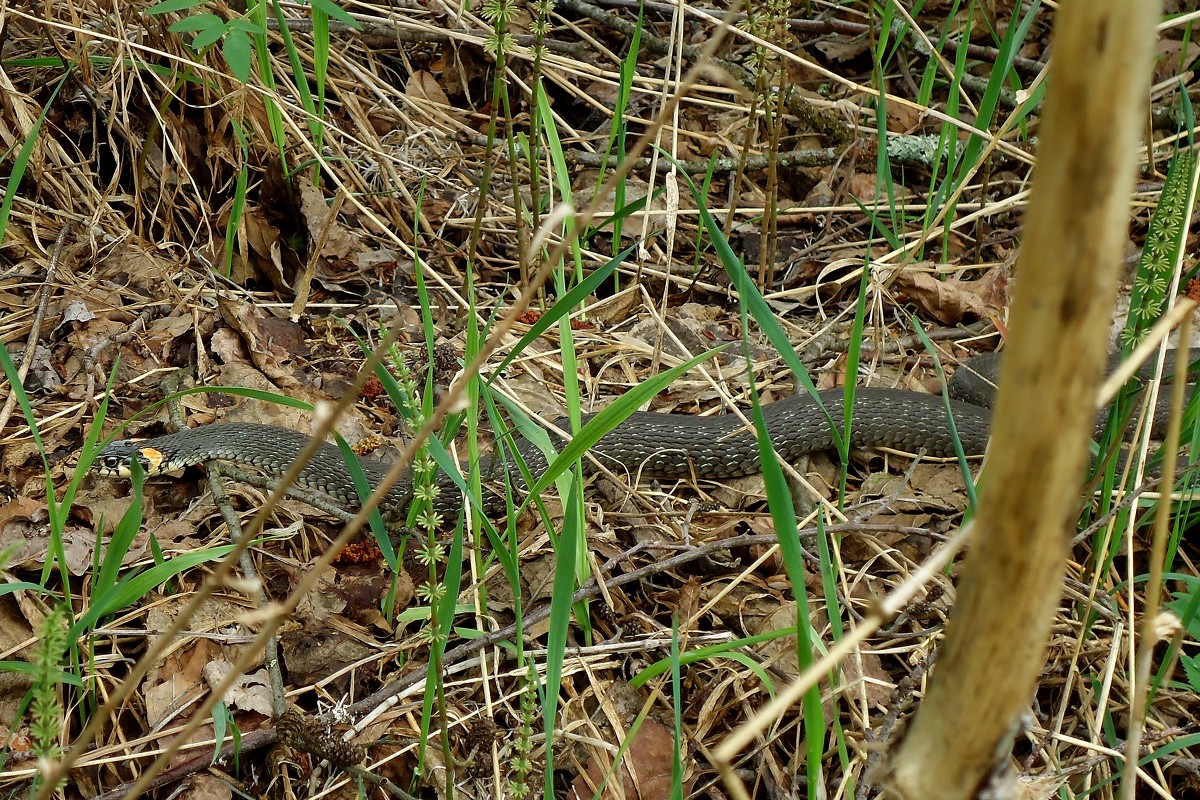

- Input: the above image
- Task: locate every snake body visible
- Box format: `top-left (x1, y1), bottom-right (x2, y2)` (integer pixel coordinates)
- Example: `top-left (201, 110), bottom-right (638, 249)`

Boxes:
top-left (96, 423), bottom-right (419, 512)
top-left (94, 353), bottom-right (1009, 516)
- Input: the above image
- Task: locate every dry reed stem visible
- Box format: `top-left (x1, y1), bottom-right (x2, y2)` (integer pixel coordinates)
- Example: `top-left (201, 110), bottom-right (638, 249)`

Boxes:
top-left (885, 3), bottom-right (1158, 798)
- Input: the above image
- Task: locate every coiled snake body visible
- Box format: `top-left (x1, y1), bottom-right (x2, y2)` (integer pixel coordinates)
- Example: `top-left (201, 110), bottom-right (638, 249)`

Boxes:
top-left (94, 354), bottom-right (1012, 516)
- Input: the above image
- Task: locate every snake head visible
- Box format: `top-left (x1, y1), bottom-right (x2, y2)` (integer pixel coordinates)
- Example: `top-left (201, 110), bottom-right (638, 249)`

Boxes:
top-left (93, 440), bottom-right (166, 478)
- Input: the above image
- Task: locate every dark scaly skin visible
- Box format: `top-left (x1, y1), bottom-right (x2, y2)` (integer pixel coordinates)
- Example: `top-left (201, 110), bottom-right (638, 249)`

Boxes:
top-left (94, 357), bottom-right (1001, 518)
top-left (563, 388), bottom-right (990, 478)
top-left (94, 424), bottom-right (417, 512)
top-left (88, 347), bottom-right (1022, 513)
top-left (92, 351), bottom-right (1195, 518)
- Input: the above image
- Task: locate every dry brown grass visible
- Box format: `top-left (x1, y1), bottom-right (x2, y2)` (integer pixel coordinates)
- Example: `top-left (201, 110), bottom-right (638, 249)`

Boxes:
top-left (0, 1), bottom-right (1197, 798)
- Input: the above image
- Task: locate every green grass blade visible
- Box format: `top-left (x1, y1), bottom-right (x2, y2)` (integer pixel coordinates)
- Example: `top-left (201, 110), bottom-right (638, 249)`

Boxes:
top-left (540, 479), bottom-right (582, 790)
top-left (91, 461), bottom-right (147, 603)
top-left (911, 316), bottom-right (979, 508)
top-left (631, 626), bottom-right (801, 693)
top-left (69, 546), bottom-right (236, 640)
top-left (676, 159), bottom-right (843, 451)
top-left (519, 346), bottom-right (727, 511)
top-left (0, 662), bottom-right (81, 687)
top-left (333, 435), bottom-right (393, 566)
top-left (742, 311), bottom-right (826, 794)
top-left (222, 120), bottom-right (250, 276)
top-left (0, 57), bottom-right (69, 236)
top-left (490, 243), bottom-right (633, 378)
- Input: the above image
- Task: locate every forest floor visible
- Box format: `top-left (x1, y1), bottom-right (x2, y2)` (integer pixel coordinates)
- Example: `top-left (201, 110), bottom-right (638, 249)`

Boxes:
top-left (0, 1), bottom-right (1198, 798)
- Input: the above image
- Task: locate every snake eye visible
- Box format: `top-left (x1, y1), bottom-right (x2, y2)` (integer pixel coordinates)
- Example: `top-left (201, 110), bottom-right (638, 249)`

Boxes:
top-left (102, 456), bottom-right (121, 469)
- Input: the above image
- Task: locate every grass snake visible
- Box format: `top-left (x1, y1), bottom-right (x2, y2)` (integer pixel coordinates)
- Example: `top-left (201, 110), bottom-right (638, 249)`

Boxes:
top-left (93, 352), bottom-right (1174, 517)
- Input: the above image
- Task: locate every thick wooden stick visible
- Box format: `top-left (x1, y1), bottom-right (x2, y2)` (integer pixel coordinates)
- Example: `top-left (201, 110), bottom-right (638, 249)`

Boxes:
top-left (882, 3), bottom-right (1158, 799)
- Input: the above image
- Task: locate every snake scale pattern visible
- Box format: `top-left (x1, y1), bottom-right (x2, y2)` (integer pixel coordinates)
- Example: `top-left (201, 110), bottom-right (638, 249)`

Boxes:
top-left (95, 351), bottom-right (1178, 517)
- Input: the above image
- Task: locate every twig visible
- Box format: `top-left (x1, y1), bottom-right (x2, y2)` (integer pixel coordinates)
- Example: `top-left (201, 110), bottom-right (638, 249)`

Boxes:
top-left (266, 16), bottom-right (594, 60)
top-left (884, 3), bottom-right (1158, 796)
top-left (159, 371), bottom-right (289, 715)
top-left (566, 147), bottom-right (844, 174)
top-left (0, 223), bottom-right (69, 435)
top-left (342, 520), bottom-right (940, 723)
top-left (88, 729), bottom-right (278, 800)
top-left (554, 0), bottom-right (853, 143)
top-left (586, 0), bottom-right (1050, 78)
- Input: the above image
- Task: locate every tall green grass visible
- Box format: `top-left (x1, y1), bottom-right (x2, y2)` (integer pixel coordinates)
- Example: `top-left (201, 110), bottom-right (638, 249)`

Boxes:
top-left (1093, 146), bottom-right (1199, 575)
top-left (148, 0), bottom-right (361, 275)
top-left (0, 343), bottom-right (239, 793)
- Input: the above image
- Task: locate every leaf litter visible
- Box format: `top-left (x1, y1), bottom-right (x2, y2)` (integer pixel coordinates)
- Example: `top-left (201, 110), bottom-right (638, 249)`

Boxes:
top-left (0, 1), bottom-right (1196, 797)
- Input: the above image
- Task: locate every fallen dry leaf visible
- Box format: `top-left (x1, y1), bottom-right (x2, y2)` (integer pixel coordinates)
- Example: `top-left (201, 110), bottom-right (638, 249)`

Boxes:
top-left (279, 621), bottom-right (375, 687)
top-left (406, 69), bottom-right (451, 107)
top-left (893, 263), bottom-right (1006, 324)
top-left (202, 663), bottom-right (274, 716)
top-left (298, 176), bottom-right (360, 260)
top-left (216, 296), bottom-right (306, 387)
top-left (570, 719), bottom-right (692, 800)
